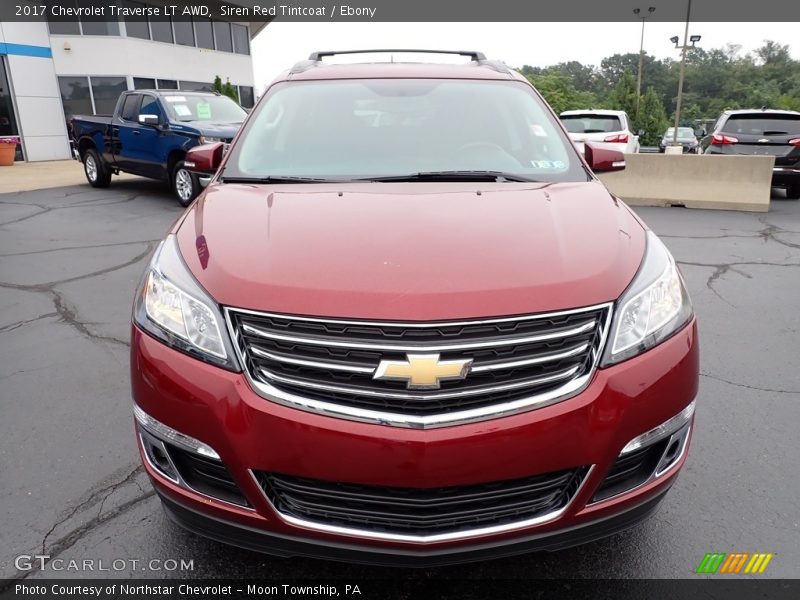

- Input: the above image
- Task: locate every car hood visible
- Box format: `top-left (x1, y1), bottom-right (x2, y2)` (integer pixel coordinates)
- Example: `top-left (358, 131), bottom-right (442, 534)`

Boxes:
top-left (175, 121), bottom-right (241, 138)
top-left (176, 181), bottom-right (646, 320)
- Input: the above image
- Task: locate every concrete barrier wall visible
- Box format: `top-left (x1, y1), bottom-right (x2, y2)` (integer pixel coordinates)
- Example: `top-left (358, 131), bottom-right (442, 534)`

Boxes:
top-left (597, 154), bottom-right (775, 212)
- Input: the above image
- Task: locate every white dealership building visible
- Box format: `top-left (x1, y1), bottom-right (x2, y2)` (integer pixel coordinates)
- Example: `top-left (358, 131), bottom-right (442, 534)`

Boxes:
top-left (0, 2), bottom-right (264, 161)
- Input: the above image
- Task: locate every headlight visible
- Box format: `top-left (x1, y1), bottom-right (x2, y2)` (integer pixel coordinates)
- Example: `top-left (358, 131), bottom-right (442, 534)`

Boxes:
top-left (199, 136), bottom-right (224, 144)
top-left (133, 235), bottom-right (239, 371)
top-left (601, 232), bottom-right (693, 366)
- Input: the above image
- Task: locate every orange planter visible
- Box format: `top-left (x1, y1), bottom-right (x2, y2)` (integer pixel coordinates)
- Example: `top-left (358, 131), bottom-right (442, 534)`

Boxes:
top-left (0, 143), bottom-right (16, 166)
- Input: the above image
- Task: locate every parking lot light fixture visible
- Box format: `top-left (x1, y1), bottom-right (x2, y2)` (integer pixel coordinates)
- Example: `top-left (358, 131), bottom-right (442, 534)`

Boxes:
top-left (672, 0), bottom-right (700, 147)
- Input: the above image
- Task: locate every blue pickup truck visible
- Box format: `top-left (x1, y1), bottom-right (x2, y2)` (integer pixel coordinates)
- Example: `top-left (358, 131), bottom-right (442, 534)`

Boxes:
top-left (70, 90), bottom-right (246, 205)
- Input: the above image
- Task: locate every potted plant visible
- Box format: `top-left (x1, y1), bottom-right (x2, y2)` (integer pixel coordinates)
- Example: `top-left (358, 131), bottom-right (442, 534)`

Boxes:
top-left (0, 136), bottom-right (20, 166)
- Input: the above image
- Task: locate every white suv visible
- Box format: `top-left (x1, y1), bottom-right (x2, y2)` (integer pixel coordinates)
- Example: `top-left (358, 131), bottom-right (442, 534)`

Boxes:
top-left (560, 109), bottom-right (640, 156)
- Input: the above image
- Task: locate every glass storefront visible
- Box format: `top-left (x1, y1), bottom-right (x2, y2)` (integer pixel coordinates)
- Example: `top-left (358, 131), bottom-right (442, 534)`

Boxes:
top-left (0, 57), bottom-right (23, 161)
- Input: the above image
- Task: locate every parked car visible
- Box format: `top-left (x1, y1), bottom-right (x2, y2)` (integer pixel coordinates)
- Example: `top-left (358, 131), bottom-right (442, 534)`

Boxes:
top-left (659, 127), bottom-right (700, 153)
top-left (131, 50), bottom-right (698, 564)
top-left (560, 109), bottom-right (641, 155)
top-left (70, 90), bottom-right (246, 205)
top-left (700, 108), bottom-right (800, 198)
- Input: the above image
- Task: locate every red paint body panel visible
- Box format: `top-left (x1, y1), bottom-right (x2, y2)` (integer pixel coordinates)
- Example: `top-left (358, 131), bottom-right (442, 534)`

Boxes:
top-left (131, 319), bottom-right (698, 551)
top-left (176, 181), bottom-right (645, 319)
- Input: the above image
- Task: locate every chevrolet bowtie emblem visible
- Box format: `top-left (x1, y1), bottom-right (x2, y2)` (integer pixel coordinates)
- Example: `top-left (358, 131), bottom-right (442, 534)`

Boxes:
top-left (373, 353), bottom-right (473, 389)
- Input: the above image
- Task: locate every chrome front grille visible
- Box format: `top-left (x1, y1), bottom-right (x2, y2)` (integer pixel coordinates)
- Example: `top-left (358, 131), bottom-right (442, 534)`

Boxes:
top-left (225, 304), bottom-right (612, 428)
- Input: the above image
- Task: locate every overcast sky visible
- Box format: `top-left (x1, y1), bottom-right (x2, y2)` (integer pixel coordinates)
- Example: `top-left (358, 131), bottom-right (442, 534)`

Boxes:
top-left (251, 22), bottom-right (799, 91)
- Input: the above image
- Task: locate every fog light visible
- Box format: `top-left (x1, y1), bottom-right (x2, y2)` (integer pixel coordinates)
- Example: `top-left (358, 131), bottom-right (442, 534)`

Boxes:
top-left (621, 400), bottom-right (695, 455)
top-left (133, 404), bottom-right (220, 459)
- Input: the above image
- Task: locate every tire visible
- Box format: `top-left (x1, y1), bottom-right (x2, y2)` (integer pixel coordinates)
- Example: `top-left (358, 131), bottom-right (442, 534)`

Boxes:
top-left (786, 184), bottom-right (800, 200)
top-left (172, 161), bottom-right (200, 207)
top-left (82, 148), bottom-right (111, 188)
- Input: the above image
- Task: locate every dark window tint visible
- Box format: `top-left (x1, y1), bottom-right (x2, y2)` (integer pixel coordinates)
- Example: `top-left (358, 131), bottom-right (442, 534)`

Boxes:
top-left (173, 20), bottom-right (194, 46)
top-left (91, 77), bottom-right (128, 115)
top-left (194, 18), bottom-right (214, 49)
top-left (47, 1), bottom-right (81, 34)
top-left (239, 86), bottom-right (255, 108)
top-left (150, 19), bottom-right (173, 43)
top-left (133, 77), bottom-right (156, 90)
top-left (48, 20), bottom-right (81, 35)
top-left (81, 20), bottom-right (120, 36)
top-left (179, 81), bottom-right (214, 92)
top-left (120, 94), bottom-right (142, 121)
top-left (124, 1), bottom-right (150, 39)
top-left (157, 79), bottom-right (179, 90)
top-left (560, 114), bottom-right (623, 133)
top-left (58, 76), bottom-right (93, 117)
top-left (213, 21), bottom-right (232, 52)
top-left (232, 24), bottom-right (249, 55)
top-left (139, 96), bottom-right (164, 121)
top-left (723, 114), bottom-right (800, 136)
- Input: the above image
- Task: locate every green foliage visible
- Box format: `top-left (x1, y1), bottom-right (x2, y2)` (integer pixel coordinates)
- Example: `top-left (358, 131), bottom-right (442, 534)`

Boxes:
top-left (213, 75), bottom-right (240, 104)
top-left (520, 40), bottom-right (800, 145)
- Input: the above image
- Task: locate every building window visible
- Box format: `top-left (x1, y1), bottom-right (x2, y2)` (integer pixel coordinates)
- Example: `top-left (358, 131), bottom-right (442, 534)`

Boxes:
top-left (193, 18), bottom-right (214, 49)
top-left (48, 20), bottom-right (81, 35)
top-left (90, 77), bottom-right (128, 115)
top-left (58, 77), bottom-right (93, 118)
top-left (81, 20), bottom-right (120, 36)
top-left (231, 24), bottom-right (250, 55)
top-left (213, 21), bottom-right (233, 52)
top-left (124, 1), bottom-right (150, 39)
top-left (133, 77), bottom-right (156, 90)
top-left (150, 19), bottom-right (173, 43)
top-left (238, 86), bottom-right (255, 109)
top-left (157, 79), bottom-right (179, 90)
top-left (173, 20), bottom-right (195, 46)
top-left (179, 81), bottom-right (214, 92)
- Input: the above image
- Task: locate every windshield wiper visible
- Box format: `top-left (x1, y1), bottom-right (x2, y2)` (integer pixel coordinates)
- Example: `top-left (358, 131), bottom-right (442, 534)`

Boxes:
top-left (220, 175), bottom-right (342, 184)
top-left (357, 170), bottom-right (540, 183)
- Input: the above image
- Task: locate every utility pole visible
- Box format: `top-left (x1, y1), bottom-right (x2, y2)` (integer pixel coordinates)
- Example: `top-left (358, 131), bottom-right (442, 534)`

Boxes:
top-left (672, 0), bottom-right (698, 146)
top-left (633, 6), bottom-right (655, 119)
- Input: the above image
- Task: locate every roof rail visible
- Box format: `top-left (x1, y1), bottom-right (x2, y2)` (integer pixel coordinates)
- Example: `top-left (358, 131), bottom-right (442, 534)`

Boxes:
top-left (307, 49), bottom-right (487, 62)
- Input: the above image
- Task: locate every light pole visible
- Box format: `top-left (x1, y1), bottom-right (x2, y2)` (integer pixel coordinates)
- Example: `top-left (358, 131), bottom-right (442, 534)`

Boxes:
top-left (633, 6), bottom-right (656, 119)
top-left (670, 0), bottom-right (701, 148)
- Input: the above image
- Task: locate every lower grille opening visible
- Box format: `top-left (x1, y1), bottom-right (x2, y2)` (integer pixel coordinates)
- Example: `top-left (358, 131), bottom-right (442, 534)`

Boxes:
top-left (166, 445), bottom-right (249, 507)
top-left (592, 439), bottom-right (670, 503)
top-left (255, 467), bottom-right (588, 536)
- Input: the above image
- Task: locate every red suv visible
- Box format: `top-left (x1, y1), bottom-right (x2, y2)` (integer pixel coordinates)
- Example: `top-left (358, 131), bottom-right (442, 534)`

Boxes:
top-left (131, 50), bottom-right (698, 565)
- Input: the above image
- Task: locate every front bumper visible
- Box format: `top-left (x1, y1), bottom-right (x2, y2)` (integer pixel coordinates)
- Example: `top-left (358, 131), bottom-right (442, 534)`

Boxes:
top-left (131, 318), bottom-right (698, 562)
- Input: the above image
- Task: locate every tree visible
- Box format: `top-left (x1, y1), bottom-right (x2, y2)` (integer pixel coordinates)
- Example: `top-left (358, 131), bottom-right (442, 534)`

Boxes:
top-left (637, 87), bottom-right (669, 146)
top-left (608, 71), bottom-right (639, 117)
top-left (523, 72), bottom-right (596, 115)
top-left (213, 75), bottom-right (240, 104)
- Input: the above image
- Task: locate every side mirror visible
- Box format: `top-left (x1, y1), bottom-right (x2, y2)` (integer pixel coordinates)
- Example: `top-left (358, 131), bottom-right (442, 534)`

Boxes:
top-left (138, 114), bottom-right (160, 126)
top-left (185, 142), bottom-right (224, 174)
top-left (585, 142), bottom-right (626, 172)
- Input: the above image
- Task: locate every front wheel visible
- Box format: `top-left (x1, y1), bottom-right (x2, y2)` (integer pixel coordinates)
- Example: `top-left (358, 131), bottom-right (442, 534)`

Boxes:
top-left (172, 161), bottom-right (200, 207)
top-left (83, 149), bottom-right (111, 188)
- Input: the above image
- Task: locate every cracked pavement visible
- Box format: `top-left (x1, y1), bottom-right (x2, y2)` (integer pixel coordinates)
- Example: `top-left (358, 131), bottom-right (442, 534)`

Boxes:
top-left (0, 181), bottom-right (798, 580)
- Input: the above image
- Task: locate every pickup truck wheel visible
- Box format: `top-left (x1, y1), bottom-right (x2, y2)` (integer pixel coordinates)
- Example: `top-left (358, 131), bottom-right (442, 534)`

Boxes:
top-left (172, 161), bottom-right (199, 206)
top-left (83, 149), bottom-right (111, 188)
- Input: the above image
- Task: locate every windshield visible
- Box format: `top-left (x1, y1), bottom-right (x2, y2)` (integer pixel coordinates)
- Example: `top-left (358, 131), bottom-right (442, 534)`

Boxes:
top-left (223, 79), bottom-right (585, 182)
top-left (560, 114), bottom-right (623, 134)
top-left (162, 94), bottom-right (246, 123)
top-left (665, 127), bottom-right (695, 138)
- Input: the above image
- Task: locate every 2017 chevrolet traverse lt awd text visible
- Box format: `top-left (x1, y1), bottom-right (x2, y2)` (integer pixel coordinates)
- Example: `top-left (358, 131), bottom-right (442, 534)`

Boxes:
top-left (131, 50), bottom-right (698, 565)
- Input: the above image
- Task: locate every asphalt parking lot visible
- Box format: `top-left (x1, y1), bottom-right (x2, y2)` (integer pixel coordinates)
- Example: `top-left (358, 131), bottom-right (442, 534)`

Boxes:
top-left (1, 178), bottom-right (798, 581)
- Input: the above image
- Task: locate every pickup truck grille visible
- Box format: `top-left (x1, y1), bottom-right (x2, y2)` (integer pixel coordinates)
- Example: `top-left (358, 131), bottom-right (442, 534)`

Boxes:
top-left (225, 304), bottom-right (611, 427)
